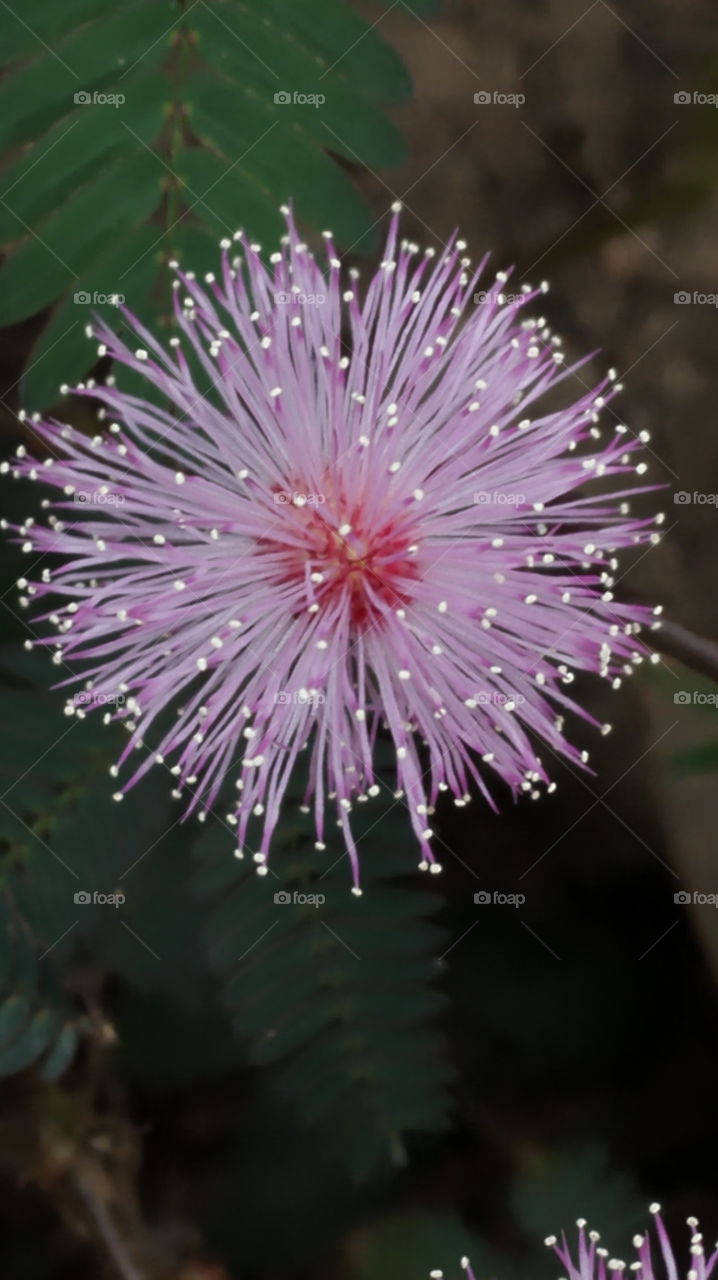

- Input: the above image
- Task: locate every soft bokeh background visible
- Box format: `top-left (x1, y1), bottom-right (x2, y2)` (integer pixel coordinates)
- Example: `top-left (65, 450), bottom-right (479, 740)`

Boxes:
top-left (1, 2), bottom-right (718, 1277)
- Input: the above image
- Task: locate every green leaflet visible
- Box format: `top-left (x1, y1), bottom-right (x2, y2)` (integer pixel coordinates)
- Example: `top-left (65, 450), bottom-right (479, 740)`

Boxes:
top-left (0, 1006), bottom-right (63, 1076)
top-left (189, 14), bottom-right (407, 166)
top-left (187, 78), bottom-right (391, 245)
top-left (171, 146), bottom-right (283, 243)
top-left (192, 789), bottom-right (452, 1181)
top-left (0, 893), bottom-right (80, 1082)
top-left (0, 151), bottom-right (167, 324)
top-left (0, 76), bottom-right (172, 246)
top-left (39, 1021), bottom-right (80, 1081)
top-left (22, 227), bottom-right (165, 409)
top-left (0, 2), bottom-right (174, 152)
top-left (0, 666), bottom-right (192, 1083)
top-left (0, 0), bottom-right (137, 65)
top-left (0, 0), bottom-right (430, 407)
top-left (196, 0), bottom-right (413, 105)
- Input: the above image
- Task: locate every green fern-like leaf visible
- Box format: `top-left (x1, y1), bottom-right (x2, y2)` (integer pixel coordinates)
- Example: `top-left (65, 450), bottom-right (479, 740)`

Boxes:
top-left (0, 669), bottom-right (182, 1079)
top-left (0, 0), bottom-right (435, 408)
top-left (191, 776), bottom-right (452, 1181)
top-left (0, 891), bottom-right (80, 1081)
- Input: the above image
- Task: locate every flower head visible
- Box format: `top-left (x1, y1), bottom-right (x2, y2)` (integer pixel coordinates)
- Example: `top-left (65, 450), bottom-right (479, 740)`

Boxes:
top-left (445, 1206), bottom-right (718, 1280)
top-left (11, 204), bottom-right (661, 886)
top-left (545, 1204), bottom-right (718, 1279)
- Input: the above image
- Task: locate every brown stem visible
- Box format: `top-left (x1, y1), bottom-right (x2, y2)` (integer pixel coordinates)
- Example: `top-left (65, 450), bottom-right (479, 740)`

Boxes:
top-left (645, 618), bottom-right (718, 684)
top-left (72, 1168), bottom-right (146, 1280)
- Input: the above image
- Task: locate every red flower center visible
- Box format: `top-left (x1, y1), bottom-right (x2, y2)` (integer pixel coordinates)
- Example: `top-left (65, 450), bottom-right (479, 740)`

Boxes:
top-left (265, 490), bottom-right (422, 629)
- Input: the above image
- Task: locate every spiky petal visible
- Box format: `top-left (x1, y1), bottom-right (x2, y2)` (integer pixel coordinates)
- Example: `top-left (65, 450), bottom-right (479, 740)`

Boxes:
top-left (544, 1205), bottom-right (718, 1279)
top-left (10, 204), bottom-right (662, 885)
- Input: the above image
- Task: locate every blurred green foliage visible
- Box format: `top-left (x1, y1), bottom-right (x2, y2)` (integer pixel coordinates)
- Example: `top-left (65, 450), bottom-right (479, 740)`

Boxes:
top-left (0, 0), bottom-right (436, 407)
top-left (1, 5), bottom-right (718, 1279)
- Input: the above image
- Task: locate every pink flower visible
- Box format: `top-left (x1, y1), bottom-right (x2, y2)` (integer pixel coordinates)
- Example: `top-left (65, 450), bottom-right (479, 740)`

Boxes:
top-left (451, 1206), bottom-right (718, 1279)
top-left (11, 204), bottom-right (662, 887)
top-left (545, 1205), bottom-right (718, 1279)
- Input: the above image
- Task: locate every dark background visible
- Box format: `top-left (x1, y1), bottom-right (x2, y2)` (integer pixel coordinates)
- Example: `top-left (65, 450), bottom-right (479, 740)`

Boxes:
top-left (1, 2), bottom-right (718, 1277)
